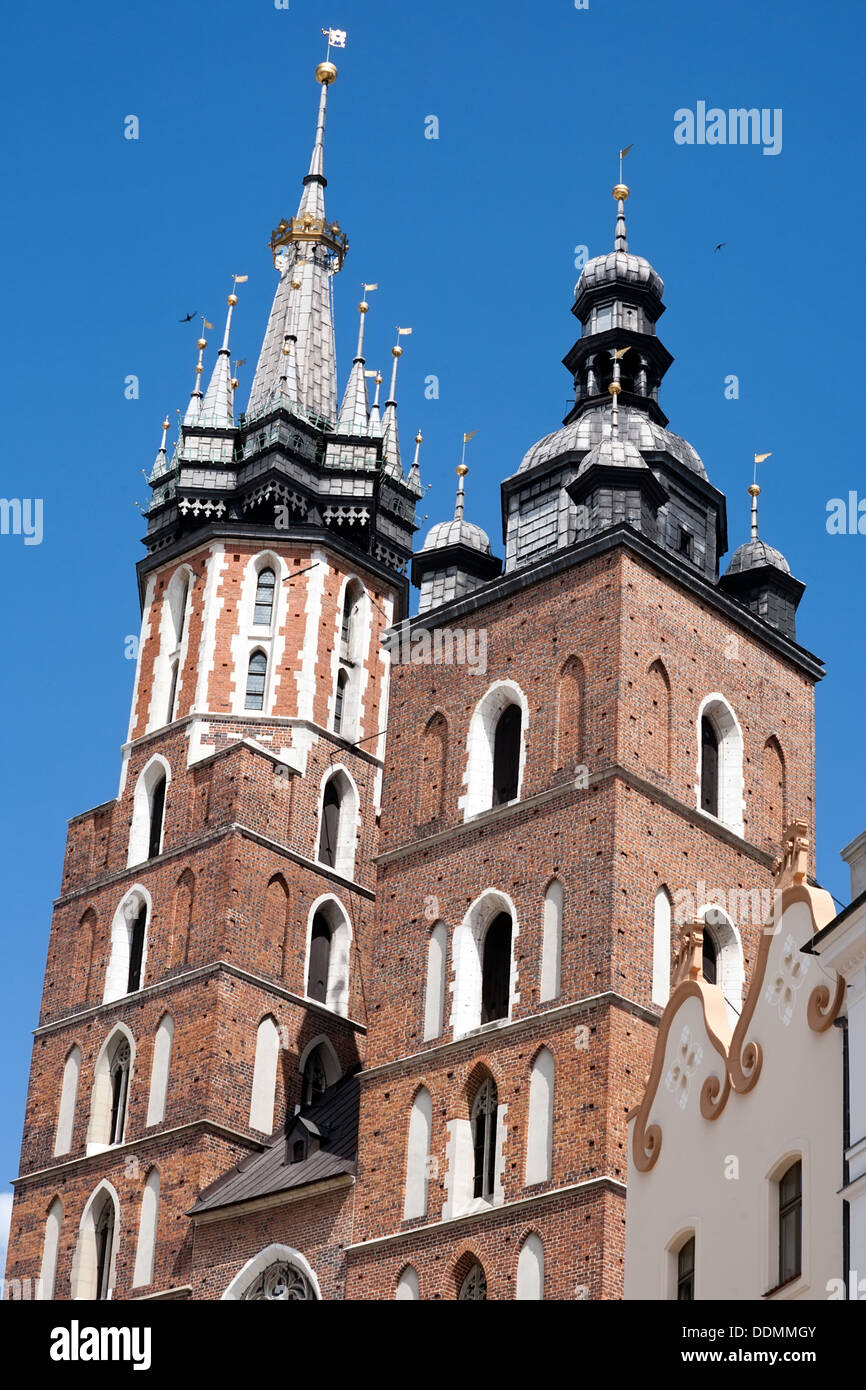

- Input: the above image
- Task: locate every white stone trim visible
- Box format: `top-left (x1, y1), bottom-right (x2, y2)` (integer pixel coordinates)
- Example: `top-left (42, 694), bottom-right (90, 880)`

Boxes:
top-left (249, 1015), bottom-right (280, 1134)
top-left (516, 1232), bottom-right (544, 1300)
top-left (54, 1045), bottom-right (81, 1157)
top-left (70, 1180), bottom-right (121, 1300)
top-left (460, 680), bottom-right (529, 821)
top-left (295, 548), bottom-right (328, 721)
top-left (315, 763), bottom-right (360, 881)
top-left (103, 885), bottom-right (152, 1005)
top-left (652, 887), bottom-right (673, 1008)
top-left (304, 895), bottom-right (353, 1018)
top-left (525, 1047), bottom-right (554, 1185)
top-left (697, 902), bottom-right (745, 1025)
top-left (221, 1243), bottom-right (322, 1301)
top-left (450, 889), bottom-right (520, 1039)
top-left (127, 754), bottom-right (171, 868)
top-left (695, 693), bottom-right (745, 837)
top-left (540, 880), bottom-right (563, 1003)
top-left (145, 1014), bottom-right (174, 1128)
top-left (193, 543), bottom-right (228, 714)
top-left (86, 1023), bottom-right (137, 1154)
top-left (403, 1087), bottom-right (433, 1220)
top-left (423, 922), bottom-right (448, 1041)
top-left (38, 1198), bottom-right (63, 1300)
top-left (132, 1168), bottom-right (160, 1288)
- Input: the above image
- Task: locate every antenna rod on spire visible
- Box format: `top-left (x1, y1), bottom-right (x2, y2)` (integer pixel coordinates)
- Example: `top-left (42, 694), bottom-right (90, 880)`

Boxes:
top-left (751, 452), bottom-right (772, 541)
top-left (356, 283), bottom-right (377, 359)
top-left (613, 147), bottom-right (632, 254)
top-left (387, 327), bottom-right (412, 402)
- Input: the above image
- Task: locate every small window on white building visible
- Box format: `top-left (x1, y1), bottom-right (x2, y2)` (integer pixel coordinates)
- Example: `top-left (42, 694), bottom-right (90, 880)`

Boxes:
top-left (676, 1234), bottom-right (695, 1300)
top-left (776, 1158), bottom-right (802, 1286)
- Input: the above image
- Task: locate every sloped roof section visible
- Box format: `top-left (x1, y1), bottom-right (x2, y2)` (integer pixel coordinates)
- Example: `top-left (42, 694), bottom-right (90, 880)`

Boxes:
top-left (190, 1071), bottom-right (360, 1215)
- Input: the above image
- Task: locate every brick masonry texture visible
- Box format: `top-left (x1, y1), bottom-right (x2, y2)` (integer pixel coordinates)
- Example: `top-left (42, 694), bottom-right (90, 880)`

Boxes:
top-left (5, 529), bottom-right (819, 1300)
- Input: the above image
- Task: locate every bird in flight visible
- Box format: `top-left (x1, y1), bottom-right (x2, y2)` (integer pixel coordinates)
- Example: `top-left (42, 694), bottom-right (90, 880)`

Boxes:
top-left (713, 243), bottom-right (726, 253)
top-left (179, 311), bottom-right (196, 322)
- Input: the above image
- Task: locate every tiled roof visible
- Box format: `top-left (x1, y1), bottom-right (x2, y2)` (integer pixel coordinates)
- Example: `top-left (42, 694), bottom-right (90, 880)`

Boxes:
top-left (190, 1072), bottom-right (360, 1215)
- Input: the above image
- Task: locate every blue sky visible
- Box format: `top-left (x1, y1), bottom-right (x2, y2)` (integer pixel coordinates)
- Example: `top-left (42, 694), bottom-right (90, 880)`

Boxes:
top-left (1, 0), bottom-right (864, 1252)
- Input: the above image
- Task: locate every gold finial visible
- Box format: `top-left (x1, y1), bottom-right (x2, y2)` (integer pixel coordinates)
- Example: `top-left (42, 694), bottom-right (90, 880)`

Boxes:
top-left (227, 293), bottom-right (238, 307)
top-left (415, 431), bottom-right (423, 444)
top-left (197, 337), bottom-right (207, 350)
top-left (392, 344), bottom-right (402, 358)
top-left (608, 380), bottom-right (621, 395)
top-left (359, 301), bottom-right (369, 313)
top-left (748, 483), bottom-right (761, 497)
top-left (195, 363), bottom-right (203, 374)
top-left (456, 463), bottom-right (469, 477)
top-left (612, 183), bottom-right (629, 201)
top-left (315, 60), bottom-right (338, 85)
top-left (375, 372), bottom-right (383, 384)
top-left (161, 416), bottom-right (170, 431)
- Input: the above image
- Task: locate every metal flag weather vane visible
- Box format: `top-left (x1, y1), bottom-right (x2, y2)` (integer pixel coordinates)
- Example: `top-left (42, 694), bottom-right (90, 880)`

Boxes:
top-left (461, 430), bottom-right (478, 467)
top-left (618, 142), bottom-right (633, 184)
top-left (322, 26), bottom-right (347, 59)
top-left (753, 450), bottom-right (772, 485)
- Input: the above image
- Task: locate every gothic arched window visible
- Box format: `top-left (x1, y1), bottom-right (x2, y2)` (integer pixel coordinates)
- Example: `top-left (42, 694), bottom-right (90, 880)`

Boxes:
top-left (108, 1038), bottom-right (131, 1146)
top-left (481, 913), bottom-right (512, 1024)
top-left (127, 903), bottom-right (147, 994)
top-left (242, 1261), bottom-right (316, 1301)
top-left (492, 704), bottom-right (522, 806)
top-left (245, 650), bottom-right (268, 711)
top-left (700, 716), bottom-right (719, 816)
top-left (471, 1077), bottom-right (498, 1201)
top-left (333, 668), bottom-right (347, 735)
top-left (94, 1198), bottom-right (116, 1301)
top-left (147, 773), bottom-right (166, 860)
top-left (458, 1261), bottom-right (488, 1301)
top-left (676, 1235), bottom-right (695, 1301)
top-left (301, 1044), bottom-right (329, 1106)
top-left (318, 779), bottom-right (342, 868)
top-left (253, 567), bottom-right (276, 627)
top-left (307, 913), bottom-right (332, 1003)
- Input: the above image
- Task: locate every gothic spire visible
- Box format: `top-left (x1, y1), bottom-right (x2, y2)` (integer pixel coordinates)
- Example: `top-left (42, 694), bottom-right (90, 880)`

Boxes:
top-left (183, 321), bottom-right (210, 425)
top-left (150, 416), bottom-right (170, 481)
top-left (199, 282), bottom-right (244, 430)
top-left (246, 61), bottom-right (347, 423)
top-left (337, 289), bottom-right (374, 433)
top-left (407, 430), bottom-right (423, 496)
top-left (382, 331), bottom-right (410, 477)
top-left (368, 370), bottom-right (383, 434)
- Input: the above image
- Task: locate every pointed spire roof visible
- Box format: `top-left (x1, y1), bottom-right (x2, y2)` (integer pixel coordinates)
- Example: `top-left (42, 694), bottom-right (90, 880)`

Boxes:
top-left (407, 430), bottom-right (423, 497)
top-left (246, 62), bottom-right (346, 424)
top-left (337, 293), bottom-right (372, 433)
top-left (368, 371), bottom-right (383, 434)
top-left (420, 463), bottom-right (492, 555)
top-left (199, 290), bottom-right (239, 429)
top-left (149, 416), bottom-right (171, 481)
top-left (382, 334), bottom-right (410, 476)
top-left (183, 327), bottom-right (209, 424)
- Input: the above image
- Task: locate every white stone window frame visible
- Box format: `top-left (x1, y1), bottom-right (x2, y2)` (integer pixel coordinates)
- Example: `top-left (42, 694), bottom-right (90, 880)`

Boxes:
top-left (525, 1047), bottom-right (555, 1186)
top-left (540, 880), bottom-right (563, 1003)
top-left (127, 753), bottom-right (172, 868)
top-left (145, 1013), bottom-right (174, 1128)
top-left (652, 886), bottom-right (673, 1008)
top-left (764, 1147), bottom-right (810, 1297)
top-left (70, 1180), bottom-right (121, 1301)
top-left (695, 693), bottom-right (745, 837)
top-left (221, 1243), bottom-right (322, 1301)
top-left (460, 680), bottom-right (529, 822)
top-left (315, 764), bottom-right (360, 881)
top-left (443, 1073), bottom-right (507, 1220)
top-left (86, 1022), bottom-right (137, 1156)
top-left (249, 1015), bottom-right (281, 1134)
top-left (697, 902), bottom-right (745, 1027)
top-left (231, 551), bottom-right (289, 717)
top-left (665, 1224), bottom-right (699, 1300)
top-left (450, 889), bottom-right (520, 1039)
top-left (38, 1197), bottom-right (63, 1300)
top-left (516, 1232), bottom-right (545, 1300)
top-left (146, 563), bottom-right (194, 734)
top-left (304, 894), bottom-right (353, 1018)
top-left (132, 1167), bottom-right (160, 1288)
top-left (54, 1044), bottom-right (82, 1156)
top-left (103, 885), bottom-right (152, 1004)
top-left (423, 921), bottom-right (448, 1041)
top-left (403, 1086), bottom-right (433, 1221)
top-left (328, 575), bottom-right (371, 744)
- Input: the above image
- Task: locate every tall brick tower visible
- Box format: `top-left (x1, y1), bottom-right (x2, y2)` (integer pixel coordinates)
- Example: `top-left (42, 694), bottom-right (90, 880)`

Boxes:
top-left (6, 62), bottom-right (824, 1305)
top-left (343, 183), bottom-right (823, 1301)
top-left (5, 58), bottom-right (420, 1301)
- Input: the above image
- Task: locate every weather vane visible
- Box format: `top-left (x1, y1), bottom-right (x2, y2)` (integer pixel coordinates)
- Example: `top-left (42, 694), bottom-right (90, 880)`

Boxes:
top-left (618, 143), bottom-right (633, 186)
top-left (321, 25), bottom-right (347, 61)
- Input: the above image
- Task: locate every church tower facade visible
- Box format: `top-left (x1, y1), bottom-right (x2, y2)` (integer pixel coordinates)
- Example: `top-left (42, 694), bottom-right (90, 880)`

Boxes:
top-left (6, 59), bottom-right (824, 1303)
top-left (5, 60), bottom-right (419, 1302)
top-left (343, 187), bottom-right (822, 1300)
